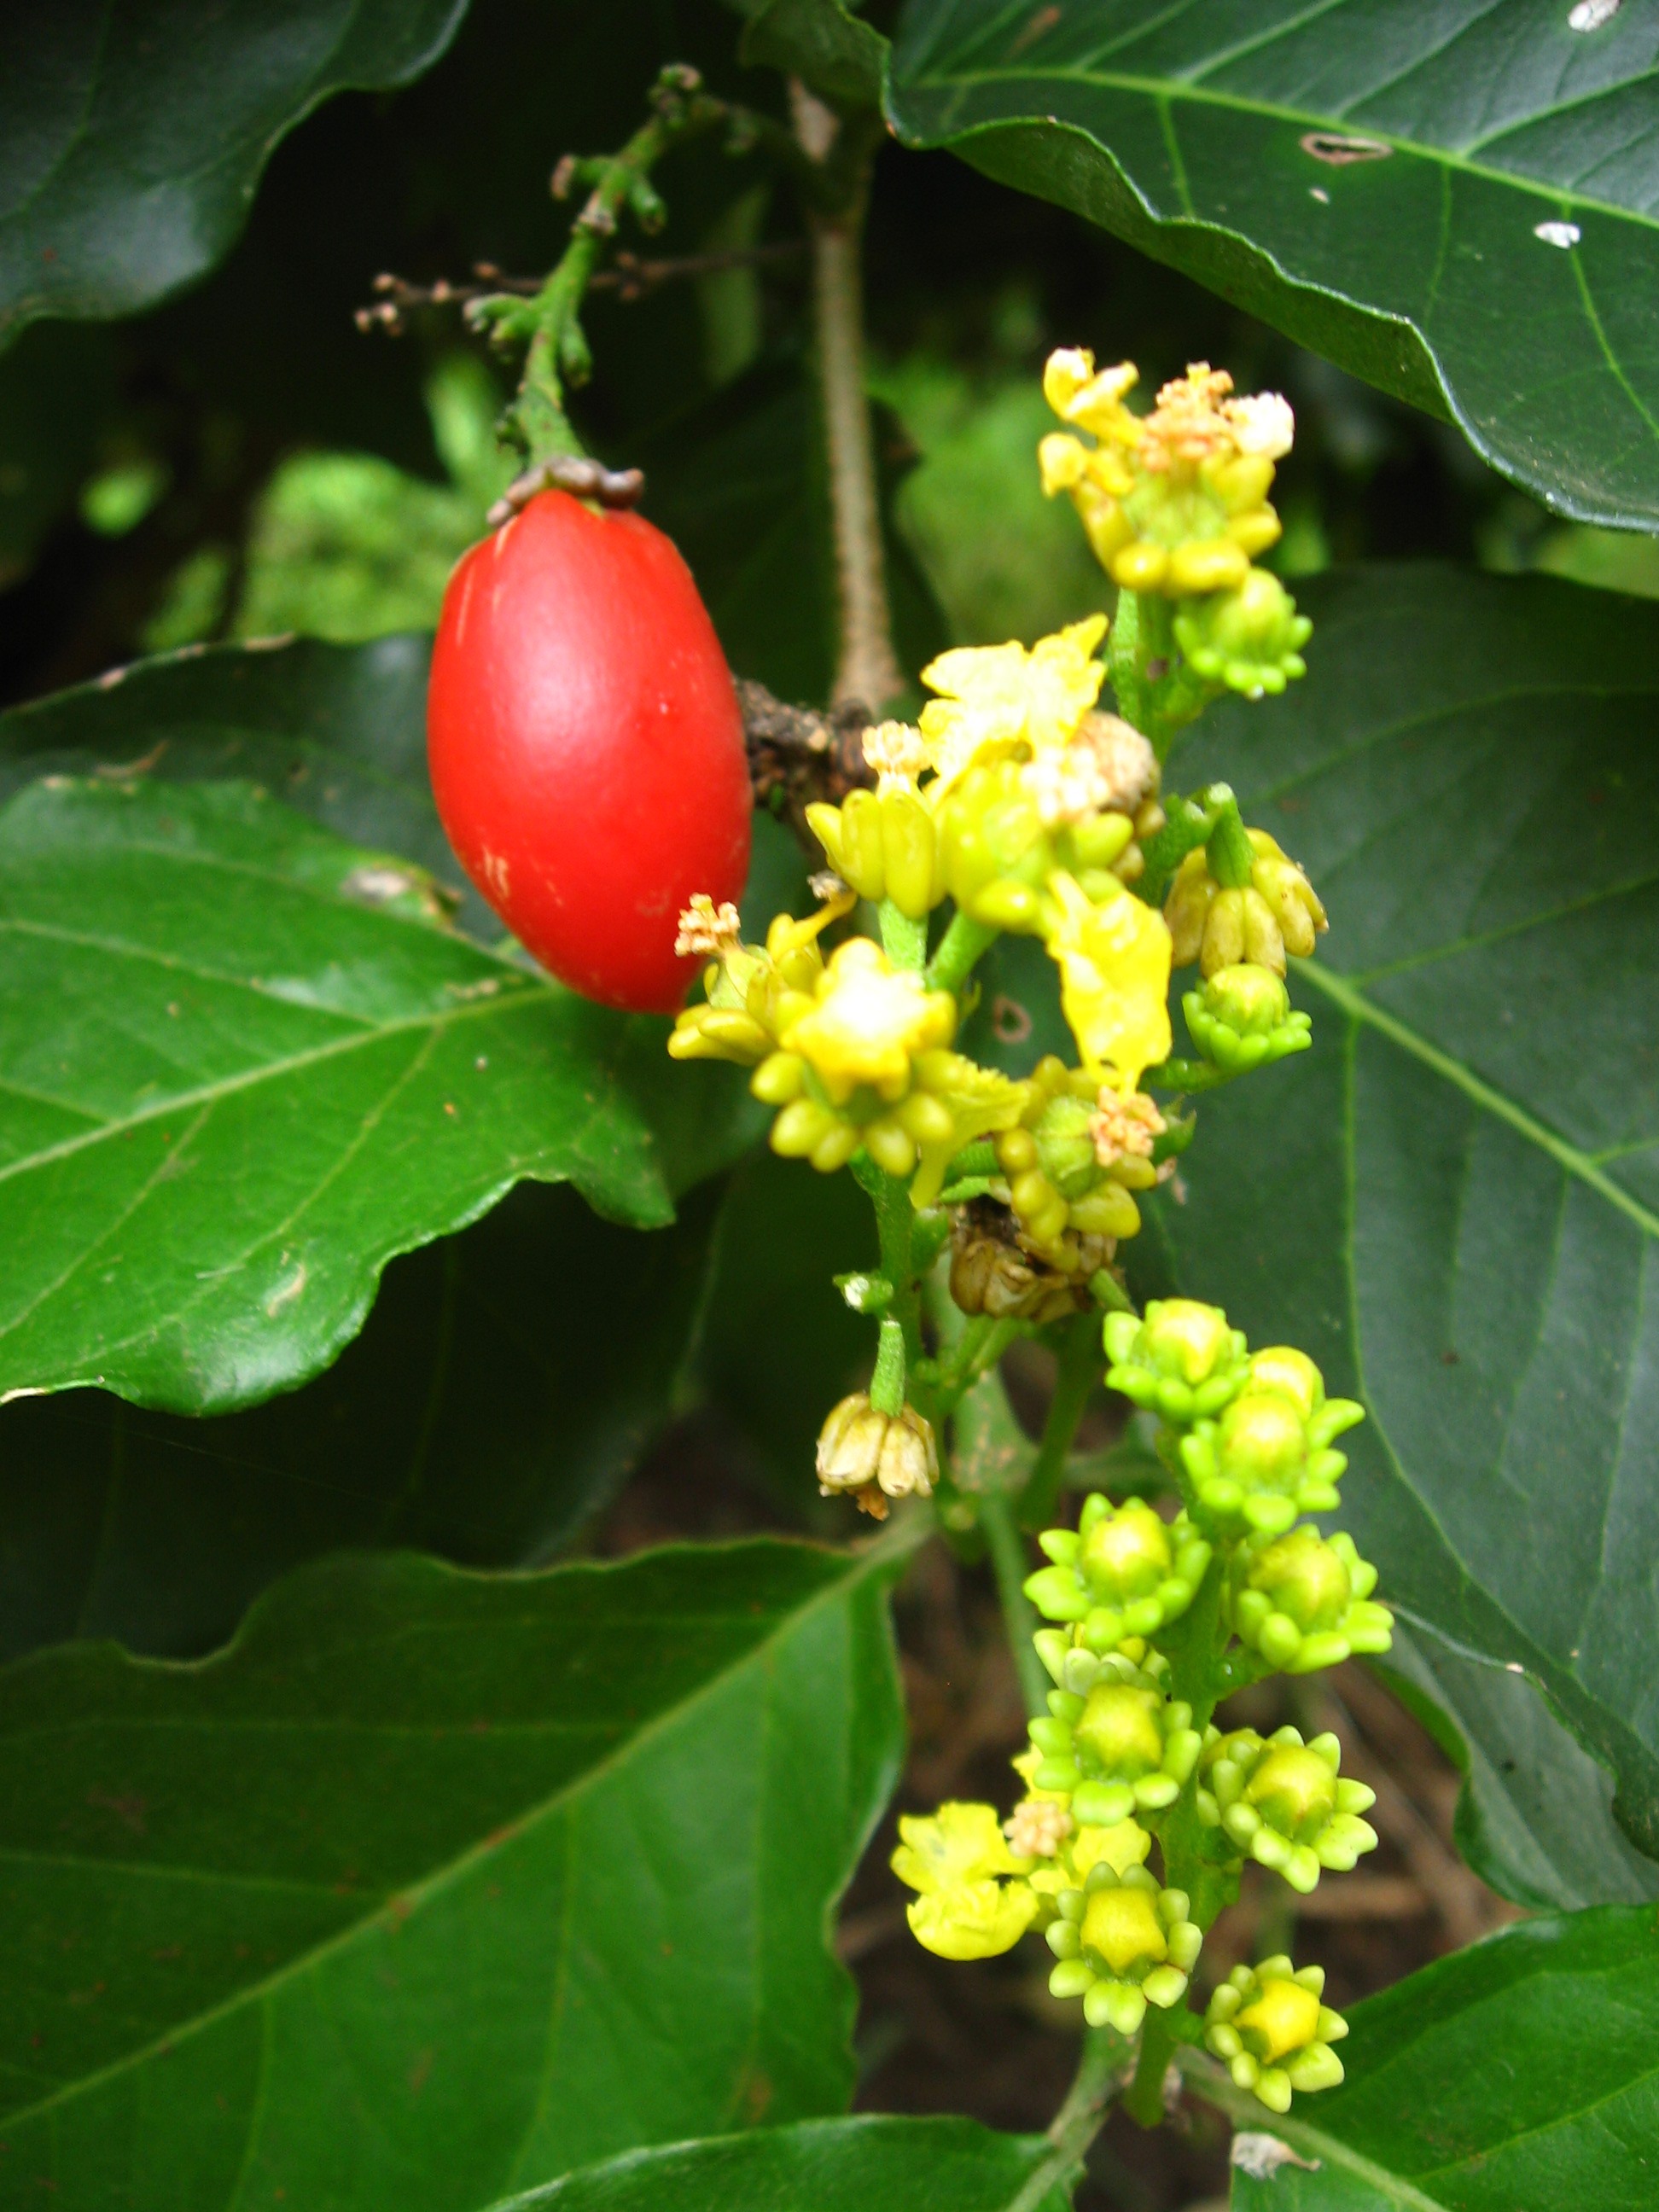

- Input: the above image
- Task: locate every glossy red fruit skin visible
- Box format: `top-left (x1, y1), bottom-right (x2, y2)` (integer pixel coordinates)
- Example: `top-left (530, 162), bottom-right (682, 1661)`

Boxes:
top-left (428, 488), bottom-right (751, 1014)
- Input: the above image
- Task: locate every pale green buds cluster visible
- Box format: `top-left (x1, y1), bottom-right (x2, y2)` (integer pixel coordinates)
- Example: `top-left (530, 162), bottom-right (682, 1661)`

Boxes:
top-left (1046, 1862), bottom-right (1202, 2034)
top-left (1027, 1650), bottom-right (1202, 1825)
top-left (1180, 1347), bottom-right (1363, 1534)
top-left (1172, 568), bottom-right (1313, 698)
top-left (816, 1392), bottom-right (937, 1519)
top-left (1183, 963), bottom-right (1312, 1074)
top-left (1025, 1493), bottom-right (1211, 1654)
top-left (1199, 1726), bottom-right (1378, 1893)
top-left (1103, 1298), bottom-right (1250, 1424)
top-left (1166, 829), bottom-right (1326, 978)
top-left (1232, 1526), bottom-right (1393, 1673)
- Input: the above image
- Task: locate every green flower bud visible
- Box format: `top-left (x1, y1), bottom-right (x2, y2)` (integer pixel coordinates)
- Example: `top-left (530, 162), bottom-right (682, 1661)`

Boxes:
top-left (1026, 1495), bottom-right (1211, 1654)
top-left (1205, 1957), bottom-right (1348, 2113)
top-left (1179, 1376), bottom-right (1365, 1534)
top-left (1045, 1861), bottom-right (1202, 2035)
top-left (1183, 963), bottom-right (1312, 1074)
top-left (816, 1393), bottom-right (938, 1518)
top-left (1103, 1298), bottom-right (1250, 1425)
top-left (935, 759), bottom-right (1053, 930)
top-left (1232, 1526), bottom-right (1394, 1674)
top-left (1026, 1651), bottom-right (1202, 1825)
top-left (1198, 1726), bottom-right (1378, 1894)
top-left (1173, 568), bottom-right (1312, 697)
top-left (1032, 1092), bottom-right (1101, 1200)
top-left (804, 785), bottom-right (948, 920)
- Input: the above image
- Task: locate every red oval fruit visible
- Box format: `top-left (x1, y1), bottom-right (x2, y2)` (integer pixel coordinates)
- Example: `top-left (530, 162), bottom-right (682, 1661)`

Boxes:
top-left (428, 488), bottom-right (751, 1013)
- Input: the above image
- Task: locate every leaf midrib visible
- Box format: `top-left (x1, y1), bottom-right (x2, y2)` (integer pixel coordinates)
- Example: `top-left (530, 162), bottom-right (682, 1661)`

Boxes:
top-left (0, 1531), bottom-right (913, 2135)
top-left (896, 55), bottom-right (1659, 239)
top-left (1297, 958), bottom-right (1659, 1241)
top-left (0, 980), bottom-right (539, 1194)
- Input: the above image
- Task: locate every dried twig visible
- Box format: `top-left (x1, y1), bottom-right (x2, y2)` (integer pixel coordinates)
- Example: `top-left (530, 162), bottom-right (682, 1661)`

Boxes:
top-left (356, 243), bottom-right (803, 335)
top-left (736, 676), bottom-right (876, 847)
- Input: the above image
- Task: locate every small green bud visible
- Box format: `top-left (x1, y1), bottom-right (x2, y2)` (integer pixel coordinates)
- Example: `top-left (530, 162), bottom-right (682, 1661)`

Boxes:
top-left (1183, 963), bottom-right (1312, 1074)
top-left (1173, 568), bottom-right (1312, 697)
top-left (1232, 1526), bottom-right (1394, 1674)
top-left (1026, 1652), bottom-right (1201, 1825)
top-left (1200, 1726), bottom-right (1378, 1893)
top-left (1045, 1863), bottom-right (1202, 2036)
top-left (1025, 1495), bottom-right (1212, 1652)
top-left (1032, 1092), bottom-right (1102, 1201)
top-left (1204, 1955), bottom-right (1348, 2113)
top-left (1103, 1297), bottom-right (1251, 1425)
top-left (1180, 1376), bottom-right (1364, 1534)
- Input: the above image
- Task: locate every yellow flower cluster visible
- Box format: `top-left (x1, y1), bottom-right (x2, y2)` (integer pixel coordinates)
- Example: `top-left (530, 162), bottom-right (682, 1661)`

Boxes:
top-left (1039, 351), bottom-right (1289, 596)
top-left (677, 613), bottom-right (1179, 1200)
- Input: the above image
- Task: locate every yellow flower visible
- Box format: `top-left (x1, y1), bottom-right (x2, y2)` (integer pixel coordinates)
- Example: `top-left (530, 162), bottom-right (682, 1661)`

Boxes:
top-left (918, 618), bottom-right (1108, 792)
top-left (893, 1802), bottom-right (1039, 1961)
top-left (779, 938), bottom-right (956, 1104)
top-left (1038, 348), bottom-right (1294, 597)
top-left (1041, 871), bottom-right (1173, 1087)
top-left (894, 1800), bottom-right (1027, 1889)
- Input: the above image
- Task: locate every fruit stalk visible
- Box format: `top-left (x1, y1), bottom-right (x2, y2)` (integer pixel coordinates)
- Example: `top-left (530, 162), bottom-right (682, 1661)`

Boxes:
top-left (792, 82), bottom-right (901, 713)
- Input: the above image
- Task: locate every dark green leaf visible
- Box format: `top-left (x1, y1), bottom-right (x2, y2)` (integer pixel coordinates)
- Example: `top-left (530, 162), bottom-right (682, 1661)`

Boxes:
top-left (0, 774), bottom-right (748, 1413)
top-left (0, 632), bottom-right (486, 923)
top-left (1133, 563), bottom-right (1659, 1858)
top-left (888, 0), bottom-right (1659, 527)
top-left (1219, 1906), bottom-right (1659, 2212)
top-left (0, 1534), bottom-right (905, 2207)
top-left (739, 0), bottom-right (886, 114)
top-left (0, 1175), bottom-right (722, 1662)
top-left (698, 1148), bottom-right (874, 1501)
top-left (485, 2115), bottom-right (1062, 2212)
top-left (0, 323), bottom-right (114, 585)
top-left (1381, 1627), bottom-right (1659, 1915)
top-left (0, 0), bottom-right (469, 346)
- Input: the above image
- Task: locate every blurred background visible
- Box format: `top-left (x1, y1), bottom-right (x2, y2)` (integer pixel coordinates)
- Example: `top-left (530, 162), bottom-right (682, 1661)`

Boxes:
top-left (0, 4), bottom-right (1562, 2204)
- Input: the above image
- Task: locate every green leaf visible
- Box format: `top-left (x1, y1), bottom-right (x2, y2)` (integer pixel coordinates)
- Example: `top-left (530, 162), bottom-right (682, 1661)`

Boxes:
top-left (1132, 563), bottom-right (1659, 1858)
top-left (888, 0), bottom-right (1659, 527)
top-left (1217, 1906), bottom-right (1659, 2212)
top-left (0, 774), bottom-right (747, 1413)
top-left (0, 1174), bottom-right (722, 1662)
top-left (739, 0), bottom-right (887, 114)
top-left (0, 0), bottom-right (469, 346)
top-left (0, 632), bottom-right (480, 923)
top-left (1381, 1627), bottom-right (1659, 1915)
top-left (0, 1534), bottom-right (906, 2207)
top-left (482, 2115), bottom-right (1062, 2212)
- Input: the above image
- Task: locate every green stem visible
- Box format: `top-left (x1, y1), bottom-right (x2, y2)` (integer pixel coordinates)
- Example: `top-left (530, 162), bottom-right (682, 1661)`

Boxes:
top-left (1009, 2027), bottom-right (1127, 2212)
top-left (484, 73), bottom-right (841, 468)
top-left (879, 899), bottom-right (928, 975)
top-left (979, 1485), bottom-right (1048, 1720)
top-left (853, 1154), bottom-right (921, 1379)
top-left (1123, 2005), bottom-right (1179, 2128)
top-left (1018, 1311), bottom-right (1102, 1528)
top-left (926, 911), bottom-right (999, 997)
